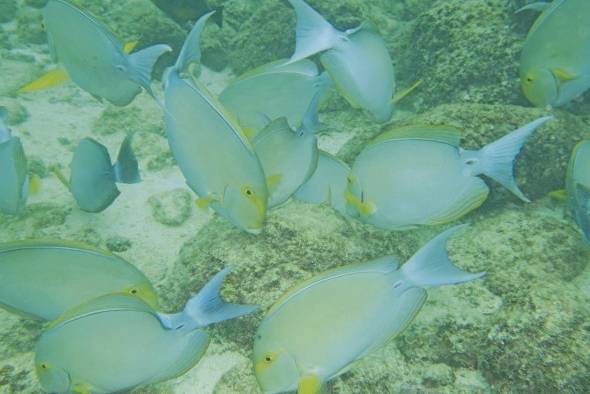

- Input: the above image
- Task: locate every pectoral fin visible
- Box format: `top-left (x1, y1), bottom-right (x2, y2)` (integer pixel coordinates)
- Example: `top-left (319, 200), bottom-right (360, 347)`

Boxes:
top-left (195, 195), bottom-right (218, 209)
top-left (553, 68), bottom-right (578, 82)
top-left (266, 174), bottom-right (283, 195)
top-left (548, 189), bottom-right (568, 201)
top-left (298, 374), bottom-right (323, 394)
top-left (18, 68), bottom-right (70, 93)
top-left (72, 383), bottom-right (91, 394)
top-left (393, 79), bottom-right (423, 104)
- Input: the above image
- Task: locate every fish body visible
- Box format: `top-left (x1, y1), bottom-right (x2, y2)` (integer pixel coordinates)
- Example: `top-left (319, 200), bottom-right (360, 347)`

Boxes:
top-left (43, 0), bottom-right (171, 106)
top-left (165, 12), bottom-right (268, 233)
top-left (253, 118), bottom-right (318, 208)
top-left (286, 0), bottom-right (394, 122)
top-left (566, 140), bottom-right (590, 242)
top-left (0, 241), bottom-right (158, 320)
top-left (520, 0), bottom-right (590, 107)
top-left (253, 226), bottom-right (484, 394)
top-left (69, 134), bottom-right (141, 213)
top-left (346, 117), bottom-right (552, 230)
top-left (219, 59), bottom-right (332, 136)
top-left (0, 135), bottom-right (28, 215)
top-left (295, 151), bottom-right (350, 214)
top-left (35, 268), bottom-right (258, 393)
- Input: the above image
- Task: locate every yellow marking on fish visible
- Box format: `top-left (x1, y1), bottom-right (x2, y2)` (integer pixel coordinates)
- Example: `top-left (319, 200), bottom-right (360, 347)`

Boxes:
top-left (18, 69), bottom-right (70, 93)
top-left (73, 383), bottom-right (91, 394)
top-left (393, 79), bottom-right (423, 104)
top-left (195, 195), bottom-right (215, 209)
top-left (549, 189), bottom-right (568, 201)
top-left (344, 191), bottom-right (376, 216)
top-left (266, 174), bottom-right (282, 194)
top-left (242, 127), bottom-right (257, 140)
top-left (28, 174), bottom-right (41, 195)
top-left (49, 166), bottom-right (70, 190)
top-left (123, 40), bottom-right (139, 54)
top-left (553, 68), bottom-right (578, 82)
top-left (298, 374), bottom-right (322, 394)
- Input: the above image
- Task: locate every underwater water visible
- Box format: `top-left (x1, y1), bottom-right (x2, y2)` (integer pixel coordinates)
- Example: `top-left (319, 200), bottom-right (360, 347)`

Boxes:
top-left (0, 0), bottom-right (589, 393)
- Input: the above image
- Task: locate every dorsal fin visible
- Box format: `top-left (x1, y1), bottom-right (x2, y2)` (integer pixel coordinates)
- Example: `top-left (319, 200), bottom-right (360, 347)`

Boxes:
top-left (371, 125), bottom-right (462, 147)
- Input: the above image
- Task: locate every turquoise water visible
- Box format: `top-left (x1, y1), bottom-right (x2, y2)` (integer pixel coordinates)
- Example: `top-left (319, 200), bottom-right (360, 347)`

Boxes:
top-left (0, 0), bottom-right (589, 393)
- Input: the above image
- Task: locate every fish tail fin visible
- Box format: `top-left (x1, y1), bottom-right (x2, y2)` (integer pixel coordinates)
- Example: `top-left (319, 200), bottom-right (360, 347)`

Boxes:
top-left (112, 133), bottom-right (141, 184)
top-left (478, 116), bottom-right (553, 202)
top-left (175, 11), bottom-right (216, 73)
top-left (299, 90), bottom-right (324, 135)
top-left (401, 225), bottom-right (485, 288)
top-left (211, 6), bottom-right (224, 28)
top-left (178, 267), bottom-right (259, 330)
top-left (28, 174), bottom-right (41, 195)
top-left (18, 68), bottom-right (70, 93)
top-left (286, 0), bottom-right (340, 64)
top-left (128, 43), bottom-right (172, 89)
top-left (574, 183), bottom-right (590, 243)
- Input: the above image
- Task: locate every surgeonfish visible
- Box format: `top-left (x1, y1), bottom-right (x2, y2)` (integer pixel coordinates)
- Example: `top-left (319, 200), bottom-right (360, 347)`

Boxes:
top-left (219, 59), bottom-right (333, 136)
top-left (253, 226), bottom-right (485, 394)
top-left (164, 12), bottom-right (268, 234)
top-left (0, 240), bottom-right (158, 320)
top-left (286, 0), bottom-right (395, 122)
top-left (294, 150), bottom-right (350, 215)
top-left (345, 116), bottom-right (553, 230)
top-left (38, 0), bottom-right (171, 106)
top-left (67, 133), bottom-right (141, 213)
top-left (564, 140), bottom-right (590, 242)
top-left (252, 92), bottom-right (322, 208)
top-left (35, 268), bottom-right (258, 394)
top-left (520, 0), bottom-right (590, 107)
top-left (0, 108), bottom-right (29, 215)
top-left (151, 0), bottom-right (223, 27)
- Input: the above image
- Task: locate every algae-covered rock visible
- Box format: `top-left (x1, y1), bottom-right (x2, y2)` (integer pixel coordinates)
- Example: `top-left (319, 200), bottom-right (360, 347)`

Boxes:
top-left (0, 0), bottom-right (18, 23)
top-left (395, 0), bottom-right (525, 111)
top-left (160, 195), bottom-right (588, 393)
top-left (338, 104), bottom-right (590, 202)
top-left (148, 188), bottom-right (193, 227)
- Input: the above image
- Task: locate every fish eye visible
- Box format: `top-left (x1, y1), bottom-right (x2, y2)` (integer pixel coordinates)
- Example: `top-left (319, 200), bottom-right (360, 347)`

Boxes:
top-left (242, 186), bottom-right (254, 196)
top-left (264, 354), bottom-right (273, 363)
top-left (130, 288), bottom-right (138, 295)
top-left (40, 363), bottom-right (48, 369)
top-left (465, 158), bottom-right (477, 166)
top-left (527, 77), bottom-right (533, 82)
top-left (346, 175), bottom-right (354, 184)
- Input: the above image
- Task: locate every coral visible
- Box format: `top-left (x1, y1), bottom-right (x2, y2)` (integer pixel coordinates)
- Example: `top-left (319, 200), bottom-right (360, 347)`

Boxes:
top-left (148, 188), bottom-right (193, 227)
top-left (394, 0), bottom-right (526, 112)
top-left (0, 0), bottom-right (17, 23)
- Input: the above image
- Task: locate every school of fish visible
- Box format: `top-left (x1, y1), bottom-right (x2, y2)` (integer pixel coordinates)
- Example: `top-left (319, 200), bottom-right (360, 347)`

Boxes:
top-left (0, 0), bottom-right (587, 393)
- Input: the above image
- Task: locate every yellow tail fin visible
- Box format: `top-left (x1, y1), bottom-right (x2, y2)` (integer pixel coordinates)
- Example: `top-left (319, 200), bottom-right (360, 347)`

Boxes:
top-left (298, 374), bottom-right (322, 394)
top-left (28, 174), bottom-right (41, 195)
top-left (18, 68), bottom-right (70, 93)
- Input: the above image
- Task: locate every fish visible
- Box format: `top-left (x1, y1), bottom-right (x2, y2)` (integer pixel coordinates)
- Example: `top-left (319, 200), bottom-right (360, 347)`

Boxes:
top-left (219, 59), bottom-right (333, 137)
top-left (35, 268), bottom-right (258, 394)
top-left (0, 108), bottom-right (29, 215)
top-left (564, 140), bottom-right (590, 242)
top-left (31, 0), bottom-right (171, 106)
top-left (253, 225), bottom-right (485, 394)
top-left (294, 150), bottom-right (350, 215)
top-left (66, 133), bottom-right (141, 213)
top-left (345, 116), bottom-right (553, 230)
top-left (164, 12), bottom-right (268, 234)
top-left (151, 0), bottom-right (223, 27)
top-left (286, 0), bottom-right (395, 122)
top-left (519, 0), bottom-right (590, 107)
top-left (252, 92), bottom-right (322, 208)
top-left (0, 240), bottom-right (158, 320)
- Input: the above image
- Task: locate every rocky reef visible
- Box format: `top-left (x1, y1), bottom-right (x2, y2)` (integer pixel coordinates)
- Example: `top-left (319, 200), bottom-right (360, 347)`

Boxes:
top-left (0, 0), bottom-right (589, 393)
